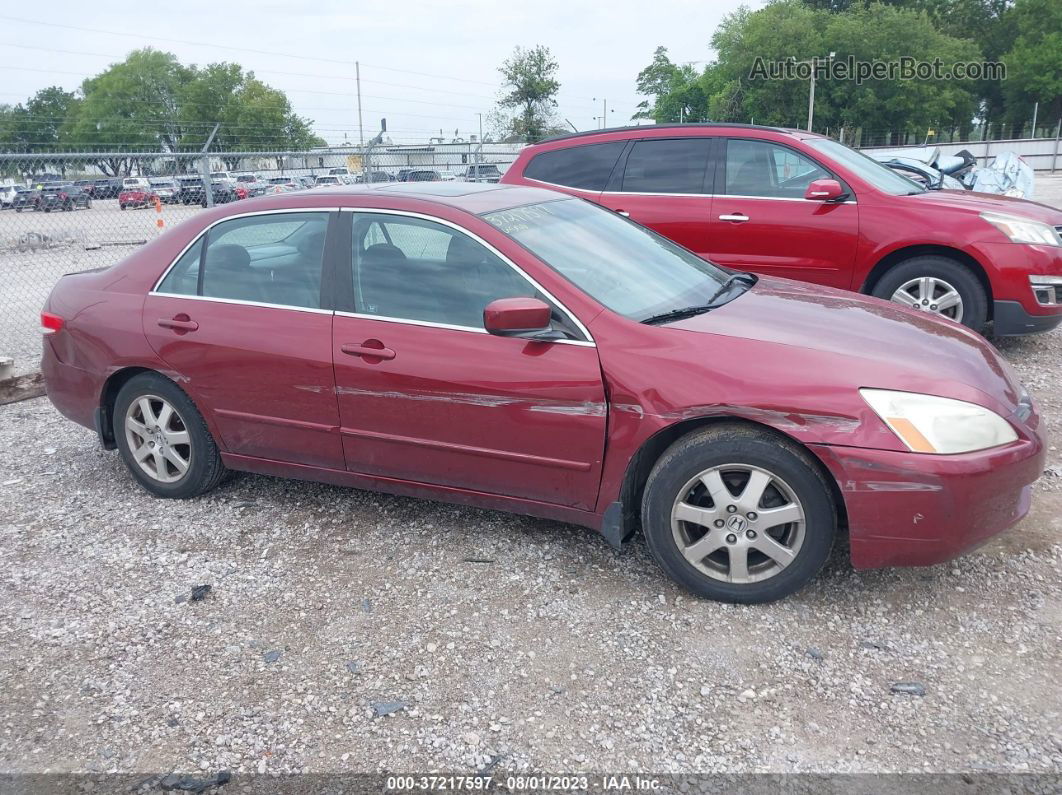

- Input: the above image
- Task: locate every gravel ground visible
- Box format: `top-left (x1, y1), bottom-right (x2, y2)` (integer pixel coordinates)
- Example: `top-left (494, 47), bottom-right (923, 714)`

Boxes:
top-left (0, 330), bottom-right (1060, 778)
top-left (0, 176), bottom-right (1061, 780)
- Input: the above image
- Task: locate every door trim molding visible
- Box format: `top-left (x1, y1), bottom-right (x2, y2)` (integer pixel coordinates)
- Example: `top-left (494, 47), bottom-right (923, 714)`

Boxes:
top-left (339, 425), bottom-right (593, 471)
top-left (216, 407), bottom-right (339, 433)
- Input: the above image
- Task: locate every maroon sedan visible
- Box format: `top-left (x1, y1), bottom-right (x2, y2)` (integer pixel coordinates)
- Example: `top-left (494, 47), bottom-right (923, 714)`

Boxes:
top-left (41, 183), bottom-right (1045, 602)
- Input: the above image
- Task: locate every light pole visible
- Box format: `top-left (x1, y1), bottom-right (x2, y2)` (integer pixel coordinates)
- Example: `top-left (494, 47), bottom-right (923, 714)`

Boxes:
top-left (804, 52), bottom-right (835, 132)
top-left (593, 97), bottom-right (609, 129)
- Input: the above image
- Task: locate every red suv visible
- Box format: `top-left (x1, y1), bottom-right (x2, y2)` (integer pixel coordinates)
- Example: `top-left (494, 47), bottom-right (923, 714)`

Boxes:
top-left (501, 124), bottom-right (1062, 336)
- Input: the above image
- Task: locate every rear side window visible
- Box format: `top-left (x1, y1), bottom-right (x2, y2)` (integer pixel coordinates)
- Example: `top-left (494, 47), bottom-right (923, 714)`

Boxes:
top-left (523, 142), bottom-right (625, 191)
top-left (620, 138), bottom-right (712, 194)
top-left (156, 212), bottom-right (330, 309)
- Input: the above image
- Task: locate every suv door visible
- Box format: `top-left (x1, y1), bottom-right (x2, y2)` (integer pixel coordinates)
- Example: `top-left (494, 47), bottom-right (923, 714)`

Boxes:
top-left (143, 209), bottom-right (344, 469)
top-left (596, 137), bottom-right (716, 258)
top-left (331, 210), bottom-right (606, 510)
top-left (707, 138), bottom-right (859, 288)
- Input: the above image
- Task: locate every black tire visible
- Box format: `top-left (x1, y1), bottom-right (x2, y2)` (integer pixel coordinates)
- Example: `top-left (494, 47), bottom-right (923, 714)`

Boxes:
top-left (113, 372), bottom-right (227, 499)
top-left (641, 424), bottom-right (836, 604)
top-left (871, 256), bottom-right (988, 333)
top-left (15, 206), bottom-right (21, 213)
top-left (85, 198), bottom-right (92, 209)
top-left (119, 203), bottom-right (126, 211)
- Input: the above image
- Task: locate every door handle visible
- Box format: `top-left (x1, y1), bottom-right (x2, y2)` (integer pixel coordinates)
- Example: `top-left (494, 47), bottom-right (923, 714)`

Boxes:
top-left (342, 342), bottom-right (396, 361)
top-left (157, 315), bottom-right (199, 332)
top-left (615, 210), bottom-right (630, 217)
top-left (718, 213), bottom-right (750, 223)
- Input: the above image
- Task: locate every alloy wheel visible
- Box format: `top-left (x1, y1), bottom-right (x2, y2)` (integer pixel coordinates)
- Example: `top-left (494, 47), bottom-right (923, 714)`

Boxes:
top-left (890, 276), bottom-right (964, 321)
top-left (124, 395), bottom-right (192, 483)
top-left (671, 464), bottom-right (806, 584)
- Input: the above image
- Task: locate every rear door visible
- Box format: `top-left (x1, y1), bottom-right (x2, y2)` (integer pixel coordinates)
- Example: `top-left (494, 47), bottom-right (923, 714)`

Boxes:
top-left (596, 137), bottom-right (715, 258)
top-left (706, 138), bottom-right (859, 288)
top-left (143, 209), bottom-right (344, 469)
top-left (331, 210), bottom-right (607, 510)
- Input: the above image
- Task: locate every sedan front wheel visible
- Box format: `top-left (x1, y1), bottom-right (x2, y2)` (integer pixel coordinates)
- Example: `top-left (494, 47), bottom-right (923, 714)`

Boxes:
top-left (642, 424), bottom-right (836, 603)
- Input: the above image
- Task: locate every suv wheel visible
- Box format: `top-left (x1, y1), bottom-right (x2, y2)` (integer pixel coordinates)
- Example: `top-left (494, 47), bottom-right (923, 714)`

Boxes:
top-left (642, 425), bottom-right (836, 604)
top-left (113, 373), bottom-right (227, 499)
top-left (872, 256), bottom-right (987, 333)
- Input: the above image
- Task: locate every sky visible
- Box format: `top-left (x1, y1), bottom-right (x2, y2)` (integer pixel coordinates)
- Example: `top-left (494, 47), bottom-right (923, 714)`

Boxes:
top-left (0, 0), bottom-right (750, 145)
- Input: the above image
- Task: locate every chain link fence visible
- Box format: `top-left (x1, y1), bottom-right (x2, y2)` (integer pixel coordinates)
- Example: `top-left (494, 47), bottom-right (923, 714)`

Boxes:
top-left (0, 143), bottom-right (523, 376)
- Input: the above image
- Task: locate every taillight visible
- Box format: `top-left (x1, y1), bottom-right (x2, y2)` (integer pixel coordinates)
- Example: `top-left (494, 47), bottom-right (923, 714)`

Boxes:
top-left (59, 192), bottom-right (68, 200)
top-left (41, 311), bottom-right (64, 334)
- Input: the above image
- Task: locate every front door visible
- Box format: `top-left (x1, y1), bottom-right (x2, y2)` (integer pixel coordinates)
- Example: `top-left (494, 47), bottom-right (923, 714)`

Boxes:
top-left (706, 138), bottom-right (859, 289)
top-left (595, 137), bottom-right (716, 259)
top-left (331, 210), bottom-right (606, 510)
top-left (143, 209), bottom-right (344, 469)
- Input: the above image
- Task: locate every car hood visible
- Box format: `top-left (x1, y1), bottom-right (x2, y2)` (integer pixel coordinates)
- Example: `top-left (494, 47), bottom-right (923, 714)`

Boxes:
top-left (667, 276), bottom-right (1024, 416)
top-left (902, 188), bottom-right (1062, 224)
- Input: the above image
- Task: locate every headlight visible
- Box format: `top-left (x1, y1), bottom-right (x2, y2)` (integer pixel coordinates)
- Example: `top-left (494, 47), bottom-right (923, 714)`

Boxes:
top-left (860, 388), bottom-right (1017, 454)
top-left (980, 212), bottom-right (1060, 246)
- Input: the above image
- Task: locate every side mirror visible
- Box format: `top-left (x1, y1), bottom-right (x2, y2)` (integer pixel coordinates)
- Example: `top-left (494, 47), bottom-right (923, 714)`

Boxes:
top-left (483, 297), bottom-right (556, 339)
top-left (804, 178), bottom-right (845, 202)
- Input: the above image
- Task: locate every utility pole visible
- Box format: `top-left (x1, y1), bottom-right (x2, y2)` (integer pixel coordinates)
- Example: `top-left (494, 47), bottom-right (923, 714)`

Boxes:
top-left (356, 61), bottom-right (365, 180)
top-left (805, 52), bottom-right (834, 132)
top-left (476, 112), bottom-right (483, 181)
top-left (594, 97), bottom-right (608, 129)
top-left (1031, 101), bottom-right (1038, 138)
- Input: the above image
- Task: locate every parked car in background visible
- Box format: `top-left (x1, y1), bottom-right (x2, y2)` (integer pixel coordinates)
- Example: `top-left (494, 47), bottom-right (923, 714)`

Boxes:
top-left (406, 170), bottom-right (441, 182)
top-left (73, 179), bottom-right (97, 197)
top-left (175, 176), bottom-right (206, 205)
top-left (396, 169), bottom-right (414, 182)
top-left (149, 178), bottom-right (181, 204)
top-left (119, 183), bottom-right (158, 210)
top-left (314, 175), bottom-right (344, 187)
top-left (37, 183), bottom-right (92, 212)
top-left (0, 184), bottom-right (24, 208)
top-left (199, 181), bottom-right (243, 206)
top-left (501, 123), bottom-right (1062, 336)
top-left (210, 171), bottom-right (233, 182)
top-left (360, 171), bottom-right (395, 183)
top-left (234, 174), bottom-right (270, 197)
top-left (13, 187), bottom-right (43, 212)
top-left (456, 163), bottom-right (504, 183)
top-left (266, 176), bottom-right (302, 191)
top-left (328, 167), bottom-right (352, 177)
top-left (40, 182), bottom-right (1045, 604)
top-left (93, 178), bottom-right (123, 198)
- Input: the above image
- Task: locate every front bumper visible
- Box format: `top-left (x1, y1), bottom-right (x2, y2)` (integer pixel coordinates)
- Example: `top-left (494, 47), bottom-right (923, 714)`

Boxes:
top-left (993, 299), bottom-right (1062, 335)
top-left (811, 422), bottom-right (1046, 569)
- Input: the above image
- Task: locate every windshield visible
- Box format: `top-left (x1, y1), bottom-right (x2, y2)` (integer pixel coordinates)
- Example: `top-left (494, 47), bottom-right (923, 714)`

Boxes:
top-left (483, 199), bottom-right (730, 321)
top-left (807, 138), bottom-right (924, 195)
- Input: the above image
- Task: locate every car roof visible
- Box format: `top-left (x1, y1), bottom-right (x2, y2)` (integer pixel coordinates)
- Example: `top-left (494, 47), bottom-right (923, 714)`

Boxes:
top-left (299, 181), bottom-right (561, 213)
top-left (536, 122), bottom-right (823, 145)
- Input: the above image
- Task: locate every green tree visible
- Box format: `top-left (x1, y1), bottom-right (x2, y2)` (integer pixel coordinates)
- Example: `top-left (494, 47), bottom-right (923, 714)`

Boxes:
top-left (633, 47), bottom-right (711, 122)
top-left (698, 0), bottom-right (981, 141)
top-left (65, 48), bottom-right (192, 174)
top-left (1001, 0), bottom-right (1062, 132)
top-left (495, 45), bottom-right (561, 142)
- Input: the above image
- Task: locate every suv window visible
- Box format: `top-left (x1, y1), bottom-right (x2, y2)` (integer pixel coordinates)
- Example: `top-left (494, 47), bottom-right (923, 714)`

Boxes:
top-left (156, 212), bottom-right (330, 309)
top-left (620, 138), bottom-right (712, 194)
top-left (725, 139), bottom-right (830, 198)
top-left (523, 142), bottom-right (625, 191)
top-left (350, 213), bottom-right (543, 330)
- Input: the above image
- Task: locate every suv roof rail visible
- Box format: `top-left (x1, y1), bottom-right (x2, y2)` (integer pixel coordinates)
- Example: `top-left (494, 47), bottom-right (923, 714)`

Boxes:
top-left (537, 122), bottom-right (797, 144)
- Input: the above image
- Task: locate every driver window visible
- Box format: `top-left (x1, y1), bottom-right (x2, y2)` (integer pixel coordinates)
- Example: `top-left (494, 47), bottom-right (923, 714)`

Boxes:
top-left (351, 213), bottom-right (555, 331)
top-left (725, 139), bottom-right (830, 198)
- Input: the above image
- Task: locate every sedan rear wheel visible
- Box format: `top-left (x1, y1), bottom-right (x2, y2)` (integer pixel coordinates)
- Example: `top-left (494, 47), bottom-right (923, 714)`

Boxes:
top-left (642, 424), bottom-right (836, 603)
top-left (114, 373), bottom-right (227, 498)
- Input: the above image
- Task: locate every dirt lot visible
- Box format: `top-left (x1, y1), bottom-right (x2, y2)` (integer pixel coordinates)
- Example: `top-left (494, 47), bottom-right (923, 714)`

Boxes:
top-left (0, 177), bottom-right (1061, 779)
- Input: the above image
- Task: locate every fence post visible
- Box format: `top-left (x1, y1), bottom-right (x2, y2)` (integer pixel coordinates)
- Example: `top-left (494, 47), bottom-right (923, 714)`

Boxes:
top-left (1053, 118), bottom-right (1061, 174)
top-left (200, 123), bottom-right (220, 208)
